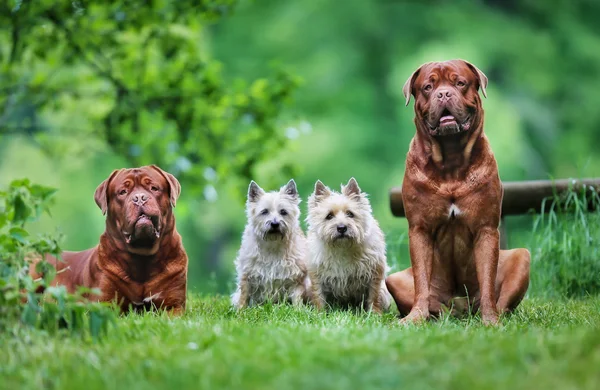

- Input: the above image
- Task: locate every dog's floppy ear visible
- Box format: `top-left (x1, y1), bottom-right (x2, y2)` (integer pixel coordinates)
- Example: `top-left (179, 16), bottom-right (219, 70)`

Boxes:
top-left (342, 177), bottom-right (361, 197)
top-left (150, 165), bottom-right (181, 208)
top-left (280, 179), bottom-right (299, 200)
top-left (403, 63), bottom-right (429, 106)
top-left (461, 60), bottom-right (488, 98)
top-left (248, 181), bottom-right (265, 202)
top-left (313, 180), bottom-right (331, 201)
top-left (94, 169), bottom-right (122, 215)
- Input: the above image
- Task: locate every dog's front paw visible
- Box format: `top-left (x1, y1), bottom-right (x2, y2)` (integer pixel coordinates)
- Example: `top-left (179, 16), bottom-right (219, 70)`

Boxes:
top-left (399, 308), bottom-right (429, 325)
top-left (167, 306), bottom-right (185, 317)
top-left (371, 306), bottom-right (383, 315)
top-left (481, 311), bottom-right (499, 326)
top-left (365, 300), bottom-right (383, 314)
top-left (311, 297), bottom-right (326, 311)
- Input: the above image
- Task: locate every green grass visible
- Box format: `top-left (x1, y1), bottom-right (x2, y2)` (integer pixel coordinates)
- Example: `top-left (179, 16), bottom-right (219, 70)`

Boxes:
top-left (2, 295), bottom-right (600, 390)
top-left (530, 186), bottom-right (600, 297)
top-left (2, 187), bottom-right (599, 390)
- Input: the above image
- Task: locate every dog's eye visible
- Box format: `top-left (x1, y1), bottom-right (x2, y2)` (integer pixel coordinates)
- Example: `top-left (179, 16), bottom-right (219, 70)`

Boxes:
top-left (151, 186), bottom-right (159, 192)
top-left (280, 209), bottom-right (288, 216)
top-left (119, 189), bottom-right (127, 196)
top-left (325, 213), bottom-right (334, 220)
top-left (423, 84), bottom-right (432, 92)
top-left (260, 209), bottom-right (269, 215)
top-left (346, 211), bottom-right (354, 218)
top-left (457, 80), bottom-right (466, 87)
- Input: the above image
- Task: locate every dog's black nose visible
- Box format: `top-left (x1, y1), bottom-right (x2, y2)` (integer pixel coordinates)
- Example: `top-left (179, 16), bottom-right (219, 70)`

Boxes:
top-left (270, 220), bottom-right (280, 228)
top-left (337, 224), bottom-right (347, 234)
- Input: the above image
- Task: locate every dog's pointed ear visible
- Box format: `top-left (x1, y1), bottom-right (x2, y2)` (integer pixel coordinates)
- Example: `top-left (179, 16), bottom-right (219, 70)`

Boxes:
top-left (462, 60), bottom-right (488, 98)
top-left (150, 165), bottom-right (181, 208)
top-left (342, 177), bottom-right (361, 197)
top-left (403, 63), bottom-right (427, 106)
top-left (280, 179), bottom-right (298, 199)
top-left (94, 169), bottom-right (122, 215)
top-left (313, 180), bottom-right (331, 201)
top-left (248, 181), bottom-right (265, 202)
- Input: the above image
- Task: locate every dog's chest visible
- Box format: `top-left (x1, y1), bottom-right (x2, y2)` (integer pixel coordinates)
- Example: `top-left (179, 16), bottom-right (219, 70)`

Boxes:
top-left (131, 291), bottom-right (163, 311)
top-left (317, 252), bottom-right (373, 296)
top-left (434, 212), bottom-right (476, 286)
top-left (448, 203), bottom-right (461, 219)
top-left (433, 194), bottom-right (466, 221)
top-left (113, 279), bottom-right (166, 311)
top-left (246, 252), bottom-right (304, 281)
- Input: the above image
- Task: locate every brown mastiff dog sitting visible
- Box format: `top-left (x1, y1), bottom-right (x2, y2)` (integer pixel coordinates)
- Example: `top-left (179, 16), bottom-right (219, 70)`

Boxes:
top-left (385, 60), bottom-right (530, 325)
top-left (32, 165), bottom-right (188, 314)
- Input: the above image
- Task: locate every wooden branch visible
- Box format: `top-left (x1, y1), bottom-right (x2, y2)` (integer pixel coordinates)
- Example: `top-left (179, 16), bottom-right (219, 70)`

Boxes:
top-left (389, 178), bottom-right (600, 217)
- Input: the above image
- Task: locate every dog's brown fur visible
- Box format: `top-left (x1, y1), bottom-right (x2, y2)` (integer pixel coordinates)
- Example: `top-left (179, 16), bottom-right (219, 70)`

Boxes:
top-left (385, 60), bottom-right (530, 325)
top-left (30, 165), bottom-right (188, 314)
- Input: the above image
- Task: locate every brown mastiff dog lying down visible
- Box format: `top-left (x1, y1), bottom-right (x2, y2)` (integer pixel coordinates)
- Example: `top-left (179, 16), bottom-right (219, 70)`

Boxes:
top-left (386, 60), bottom-right (530, 325)
top-left (32, 165), bottom-right (188, 314)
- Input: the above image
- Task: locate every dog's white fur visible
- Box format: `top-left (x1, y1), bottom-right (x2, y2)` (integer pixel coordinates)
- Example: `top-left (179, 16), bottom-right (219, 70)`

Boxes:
top-left (231, 179), bottom-right (310, 308)
top-left (307, 178), bottom-right (390, 312)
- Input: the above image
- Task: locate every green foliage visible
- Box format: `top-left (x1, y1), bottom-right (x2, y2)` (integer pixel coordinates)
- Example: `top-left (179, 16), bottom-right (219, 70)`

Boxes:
top-left (0, 179), bottom-right (116, 339)
top-left (2, 295), bottom-right (600, 389)
top-left (1, 0), bottom-right (301, 194)
top-left (530, 185), bottom-right (600, 297)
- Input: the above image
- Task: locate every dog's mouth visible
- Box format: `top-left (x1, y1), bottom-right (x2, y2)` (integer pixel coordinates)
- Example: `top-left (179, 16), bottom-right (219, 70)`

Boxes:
top-left (427, 108), bottom-right (471, 137)
top-left (262, 225), bottom-right (285, 241)
top-left (334, 232), bottom-right (351, 241)
top-left (123, 214), bottom-right (161, 246)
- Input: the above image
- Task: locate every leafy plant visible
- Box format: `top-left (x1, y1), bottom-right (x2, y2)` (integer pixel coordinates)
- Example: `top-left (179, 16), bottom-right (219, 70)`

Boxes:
top-left (0, 0), bottom-right (301, 196)
top-left (0, 179), bottom-right (116, 339)
top-left (530, 184), bottom-right (600, 298)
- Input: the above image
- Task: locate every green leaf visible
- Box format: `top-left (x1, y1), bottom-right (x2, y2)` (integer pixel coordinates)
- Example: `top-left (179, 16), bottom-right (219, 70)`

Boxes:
top-left (89, 311), bottom-right (103, 341)
top-left (12, 194), bottom-right (31, 224)
top-left (29, 185), bottom-right (57, 201)
top-left (0, 212), bottom-right (7, 230)
top-left (42, 265), bottom-right (57, 286)
top-left (9, 227), bottom-right (29, 244)
top-left (21, 293), bottom-right (40, 327)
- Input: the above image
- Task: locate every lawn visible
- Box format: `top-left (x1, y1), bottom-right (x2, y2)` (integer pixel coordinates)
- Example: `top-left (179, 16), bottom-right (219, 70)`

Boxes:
top-left (2, 295), bottom-right (600, 390)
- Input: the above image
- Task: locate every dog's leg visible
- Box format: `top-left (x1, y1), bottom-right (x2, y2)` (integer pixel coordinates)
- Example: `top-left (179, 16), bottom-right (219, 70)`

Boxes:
top-left (473, 227), bottom-right (500, 325)
top-left (386, 269), bottom-right (414, 316)
top-left (496, 248), bottom-right (530, 313)
top-left (365, 262), bottom-right (386, 314)
top-left (290, 276), bottom-right (308, 306)
top-left (308, 269), bottom-right (326, 310)
top-left (379, 280), bottom-right (391, 312)
top-left (290, 288), bottom-right (303, 306)
top-left (168, 306), bottom-right (185, 316)
top-left (299, 274), bottom-right (313, 305)
top-left (365, 281), bottom-right (382, 314)
top-left (401, 227), bottom-right (433, 324)
top-left (235, 274), bottom-right (251, 310)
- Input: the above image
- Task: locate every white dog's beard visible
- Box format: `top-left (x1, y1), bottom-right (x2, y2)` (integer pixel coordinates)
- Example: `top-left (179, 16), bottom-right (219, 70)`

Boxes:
top-left (329, 234), bottom-right (355, 247)
top-left (262, 231), bottom-right (285, 241)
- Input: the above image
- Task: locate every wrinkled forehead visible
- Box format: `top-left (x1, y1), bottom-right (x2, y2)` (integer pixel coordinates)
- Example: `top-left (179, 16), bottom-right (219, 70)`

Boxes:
top-left (416, 61), bottom-right (474, 85)
top-left (109, 167), bottom-right (166, 190)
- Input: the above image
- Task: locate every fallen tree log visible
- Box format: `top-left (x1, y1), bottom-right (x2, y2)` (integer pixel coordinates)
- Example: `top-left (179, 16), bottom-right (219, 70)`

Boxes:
top-left (389, 178), bottom-right (600, 218)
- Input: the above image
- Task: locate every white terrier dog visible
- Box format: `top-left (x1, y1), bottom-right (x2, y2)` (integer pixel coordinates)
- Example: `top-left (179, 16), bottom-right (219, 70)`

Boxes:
top-left (307, 178), bottom-right (390, 313)
top-left (232, 179), bottom-right (310, 308)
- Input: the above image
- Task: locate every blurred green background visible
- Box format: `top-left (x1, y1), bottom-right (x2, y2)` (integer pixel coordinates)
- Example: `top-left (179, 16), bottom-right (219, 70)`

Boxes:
top-left (2, 0), bottom-right (600, 294)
